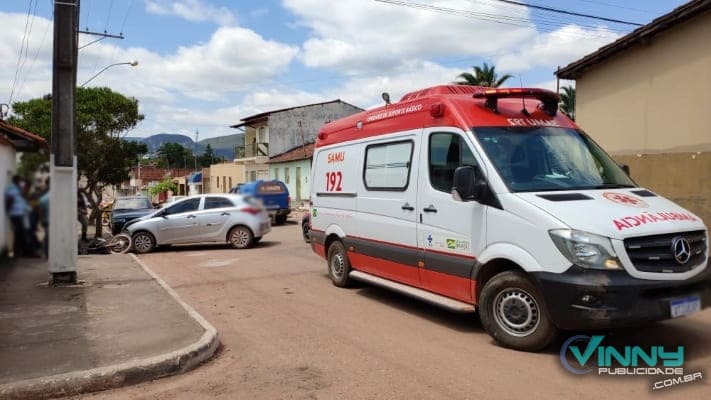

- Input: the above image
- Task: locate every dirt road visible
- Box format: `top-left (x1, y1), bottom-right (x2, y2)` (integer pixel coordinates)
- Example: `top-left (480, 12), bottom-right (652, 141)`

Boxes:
top-left (82, 218), bottom-right (711, 399)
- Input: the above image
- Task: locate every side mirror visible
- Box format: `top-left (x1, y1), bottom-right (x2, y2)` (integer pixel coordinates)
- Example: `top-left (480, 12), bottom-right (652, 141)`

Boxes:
top-left (452, 166), bottom-right (485, 201)
top-left (157, 209), bottom-right (168, 218)
top-left (620, 164), bottom-right (630, 176)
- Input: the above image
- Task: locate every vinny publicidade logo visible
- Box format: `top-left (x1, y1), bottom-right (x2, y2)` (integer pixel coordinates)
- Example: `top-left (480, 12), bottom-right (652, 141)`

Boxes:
top-left (560, 335), bottom-right (703, 391)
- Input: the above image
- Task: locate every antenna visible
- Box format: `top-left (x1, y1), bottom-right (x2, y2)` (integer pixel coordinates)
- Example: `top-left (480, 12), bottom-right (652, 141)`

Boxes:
top-left (519, 74), bottom-right (530, 117)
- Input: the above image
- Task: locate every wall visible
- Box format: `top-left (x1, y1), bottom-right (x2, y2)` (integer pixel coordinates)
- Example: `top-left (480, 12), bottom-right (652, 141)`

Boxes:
top-left (270, 158), bottom-right (312, 206)
top-left (0, 145), bottom-right (16, 256)
top-left (209, 163), bottom-right (246, 193)
top-left (575, 12), bottom-right (711, 154)
top-left (268, 102), bottom-right (362, 156)
top-left (573, 11), bottom-right (711, 226)
top-left (614, 152), bottom-right (711, 226)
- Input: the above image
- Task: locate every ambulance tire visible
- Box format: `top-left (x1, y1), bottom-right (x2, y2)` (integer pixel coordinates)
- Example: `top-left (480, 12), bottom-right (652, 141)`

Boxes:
top-left (479, 271), bottom-right (558, 352)
top-left (327, 241), bottom-right (352, 287)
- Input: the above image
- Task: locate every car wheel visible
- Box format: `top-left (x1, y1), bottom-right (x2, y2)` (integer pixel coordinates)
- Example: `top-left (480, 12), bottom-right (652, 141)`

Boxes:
top-left (229, 226), bottom-right (253, 249)
top-left (479, 270), bottom-right (558, 352)
top-left (302, 220), bottom-right (311, 243)
top-left (327, 241), bottom-right (351, 287)
top-left (132, 232), bottom-right (155, 254)
top-left (275, 214), bottom-right (288, 225)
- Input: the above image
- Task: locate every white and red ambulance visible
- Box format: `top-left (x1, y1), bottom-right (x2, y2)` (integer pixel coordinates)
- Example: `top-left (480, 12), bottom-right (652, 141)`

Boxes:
top-left (308, 85), bottom-right (709, 351)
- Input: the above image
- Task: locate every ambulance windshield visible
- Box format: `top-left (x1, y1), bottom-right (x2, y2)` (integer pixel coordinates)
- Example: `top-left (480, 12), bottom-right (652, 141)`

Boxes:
top-left (474, 126), bottom-right (636, 192)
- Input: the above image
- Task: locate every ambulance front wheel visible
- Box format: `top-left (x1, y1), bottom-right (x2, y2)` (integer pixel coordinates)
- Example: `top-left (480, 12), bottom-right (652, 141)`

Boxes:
top-left (479, 271), bottom-right (558, 352)
top-left (327, 241), bottom-right (352, 287)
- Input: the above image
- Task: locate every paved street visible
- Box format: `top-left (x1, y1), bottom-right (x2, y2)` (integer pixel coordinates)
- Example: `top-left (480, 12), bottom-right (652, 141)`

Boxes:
top-left (80, 217), bottom-right (711, 400)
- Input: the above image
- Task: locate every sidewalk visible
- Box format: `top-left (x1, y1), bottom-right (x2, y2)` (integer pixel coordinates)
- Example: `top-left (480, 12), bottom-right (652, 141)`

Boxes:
top-left (0, 253), bottom-right (219, 399)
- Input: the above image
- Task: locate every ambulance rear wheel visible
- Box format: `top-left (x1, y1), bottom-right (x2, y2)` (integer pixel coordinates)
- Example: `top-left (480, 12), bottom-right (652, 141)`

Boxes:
top-left (479, 271), bottom-right (558, 352)
top-left (327, 241), bottom-right (352, 287)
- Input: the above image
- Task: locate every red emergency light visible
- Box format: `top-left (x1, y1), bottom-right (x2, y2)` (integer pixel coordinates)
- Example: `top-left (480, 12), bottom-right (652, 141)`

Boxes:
top-left (472, 88), bottom-right (560, 117)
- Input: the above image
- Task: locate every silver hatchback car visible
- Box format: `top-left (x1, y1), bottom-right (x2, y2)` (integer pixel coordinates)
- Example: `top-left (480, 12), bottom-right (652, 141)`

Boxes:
top-left (124, 194), bottom-right (271, 253)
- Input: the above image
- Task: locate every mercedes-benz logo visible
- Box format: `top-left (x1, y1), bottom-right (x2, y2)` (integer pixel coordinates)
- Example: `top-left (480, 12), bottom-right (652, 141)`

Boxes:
top-left (671, 237), bottom-right (692, 265)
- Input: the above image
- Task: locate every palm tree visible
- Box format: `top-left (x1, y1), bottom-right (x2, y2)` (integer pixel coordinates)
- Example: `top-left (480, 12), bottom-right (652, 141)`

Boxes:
top-left (559, 85), bottom-right (576, 121)
top-left (455, 62), bottom-right (513, 87)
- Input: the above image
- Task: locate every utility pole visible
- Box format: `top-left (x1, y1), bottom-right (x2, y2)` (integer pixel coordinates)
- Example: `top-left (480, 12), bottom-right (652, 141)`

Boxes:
top-left (194, 130), bottom-right (199, 170)
top-left (49, 0), bottom-right (79, 283)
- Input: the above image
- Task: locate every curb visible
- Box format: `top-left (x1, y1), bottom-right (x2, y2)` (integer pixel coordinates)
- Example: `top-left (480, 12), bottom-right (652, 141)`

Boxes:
top-left (0, 254), bottom-right (219, 400)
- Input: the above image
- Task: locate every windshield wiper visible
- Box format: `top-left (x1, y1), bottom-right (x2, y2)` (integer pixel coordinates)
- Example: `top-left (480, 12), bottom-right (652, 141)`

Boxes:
top-left (592, 183), bottom-right (636, 189)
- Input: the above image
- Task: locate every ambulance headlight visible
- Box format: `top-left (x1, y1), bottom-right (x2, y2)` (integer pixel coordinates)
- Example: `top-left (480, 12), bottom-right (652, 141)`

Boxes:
top-left (549, 229), bottom-right (621, 270)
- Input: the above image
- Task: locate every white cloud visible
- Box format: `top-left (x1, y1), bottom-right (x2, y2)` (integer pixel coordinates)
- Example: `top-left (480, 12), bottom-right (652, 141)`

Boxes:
top-left (494, 25), bottom-right (621, 73)
top-left (285, 0), bottom-right (534, 73)
top-left (145, 0), bottom-right (236, 26)
top-left (0, 13), bottom-right (53, 103)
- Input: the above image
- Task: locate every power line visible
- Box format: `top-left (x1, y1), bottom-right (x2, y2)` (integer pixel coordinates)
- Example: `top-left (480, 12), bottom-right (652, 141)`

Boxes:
top-left (573, 0), bottom-right (657, 15)
top-left (8, 0), bottom-right (38, 105)
top-left (16, 9), bottom-right (53, 101)
top-left (375, 0), bottom-right (624, 39)
top-left (119, 0), bottom-right (135, 35)
top-left (488, 0), bottom-right (643, 27)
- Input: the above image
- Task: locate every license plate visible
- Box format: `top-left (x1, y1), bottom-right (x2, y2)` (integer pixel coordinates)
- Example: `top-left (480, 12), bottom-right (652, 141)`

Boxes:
top-left (670, 296), bottom-right (701, 318)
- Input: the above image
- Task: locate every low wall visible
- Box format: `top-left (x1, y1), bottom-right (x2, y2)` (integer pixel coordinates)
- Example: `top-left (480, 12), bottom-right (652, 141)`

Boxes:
top-left (613, 152), bottom-right (710, 227)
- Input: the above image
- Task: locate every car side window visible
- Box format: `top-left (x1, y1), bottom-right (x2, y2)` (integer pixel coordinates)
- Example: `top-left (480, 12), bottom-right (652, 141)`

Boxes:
top-left (204, 197), bottom-right (234, 210)
top-left (164, 198), bottom-right (200, 215)
top-left (429, 133), bottom-right (478, 193)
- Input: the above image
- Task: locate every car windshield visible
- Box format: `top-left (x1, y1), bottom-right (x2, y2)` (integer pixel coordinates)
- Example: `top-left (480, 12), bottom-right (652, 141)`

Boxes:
top-left (113, 198), bottom-right (152, 210)
top-left (473, 126), bottom-right (636, 192)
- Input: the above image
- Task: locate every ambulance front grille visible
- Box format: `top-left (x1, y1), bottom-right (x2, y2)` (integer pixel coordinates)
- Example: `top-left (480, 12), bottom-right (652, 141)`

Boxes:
top-left (623, 230), bottom-right (707, 273)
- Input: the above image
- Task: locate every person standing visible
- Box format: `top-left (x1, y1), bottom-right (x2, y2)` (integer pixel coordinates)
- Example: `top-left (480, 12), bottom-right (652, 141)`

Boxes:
top-left (4, 175), bottom-right (30, 257)
top-left (77, 189), bottom-right (89, 241)
top-left (39, 179), bottom-right (50, 258)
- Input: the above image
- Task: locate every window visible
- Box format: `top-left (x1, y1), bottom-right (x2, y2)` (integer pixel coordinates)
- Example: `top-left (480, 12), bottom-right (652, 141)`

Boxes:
top-left (274, 168), bottom-right (279, 180)
top-left (216, 177), bottom-right (219, 188)
top-left (165, 198), bottom-right (200, 215)
top-left (249, 170), bottom-right (257, 181)
top-left (363, 141), bottom-right (413, 190)
top-left (429, 133), bottom-right (477, 193)
top-left (204, 197), bottom-right (234, 209)
top-left (284, 168), bottom-right (290, 184)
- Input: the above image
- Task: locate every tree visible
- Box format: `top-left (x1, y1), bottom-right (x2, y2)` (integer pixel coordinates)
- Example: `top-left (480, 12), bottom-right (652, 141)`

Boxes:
top-left (559, 85), bottom-right (576, 121)
top-left (149, 179), bottom-right (177, 197)
top-left (8, 87), bottom-right (145, 238)
top-left (455, 62), bottom-right (513, 87)
top-left (157, 142), bottom-right (193, 169)
top-left (199, 144), bottom-right (215, 167)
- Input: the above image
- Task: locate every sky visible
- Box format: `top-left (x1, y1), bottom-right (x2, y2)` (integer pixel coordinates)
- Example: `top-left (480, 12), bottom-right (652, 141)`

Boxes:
top-left (0, 0), bottom-right (690, 140)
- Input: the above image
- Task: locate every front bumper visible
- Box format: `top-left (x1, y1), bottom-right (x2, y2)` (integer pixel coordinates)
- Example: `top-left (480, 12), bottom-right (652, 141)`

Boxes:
top-left (530, 266), bottom-right (711, 330)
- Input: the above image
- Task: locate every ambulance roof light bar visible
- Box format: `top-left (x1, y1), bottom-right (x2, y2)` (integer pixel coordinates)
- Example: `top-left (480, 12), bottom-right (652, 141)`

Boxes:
top-left (472, 88), bottom-right (560, 117)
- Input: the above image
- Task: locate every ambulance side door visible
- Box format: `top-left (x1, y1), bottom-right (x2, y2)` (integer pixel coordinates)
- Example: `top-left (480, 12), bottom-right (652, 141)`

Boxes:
top-left (417, 129), bottom-right (486, 303)
top-left (353, 133), bottom-right (421, 287)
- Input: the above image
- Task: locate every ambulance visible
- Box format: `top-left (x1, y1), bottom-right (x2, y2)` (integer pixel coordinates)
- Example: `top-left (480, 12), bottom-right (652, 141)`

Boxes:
top-left (308, 85), bottom-right (709, 351)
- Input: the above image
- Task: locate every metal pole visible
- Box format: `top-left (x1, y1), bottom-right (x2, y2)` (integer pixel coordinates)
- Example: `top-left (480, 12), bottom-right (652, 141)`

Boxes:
top-left (194, 130), bottom-right (198, 170)
top-left (49, 0), bottom-right (79, 283)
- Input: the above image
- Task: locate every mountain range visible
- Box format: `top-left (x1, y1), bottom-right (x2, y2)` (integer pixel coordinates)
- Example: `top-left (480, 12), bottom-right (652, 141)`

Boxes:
top-left (124, 133), bottom-right (244, 160)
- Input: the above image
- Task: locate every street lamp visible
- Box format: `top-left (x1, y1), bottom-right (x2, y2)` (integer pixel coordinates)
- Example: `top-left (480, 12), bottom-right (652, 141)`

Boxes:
top-left (80, 61), bottom-right (138, 87)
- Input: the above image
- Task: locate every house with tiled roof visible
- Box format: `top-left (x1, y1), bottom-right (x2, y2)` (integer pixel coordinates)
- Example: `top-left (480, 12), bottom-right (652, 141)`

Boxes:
top-left (1, 119), bottom-right (48, 257)
top-left (230, 100), bottom-right (362, 184)
top-left (555, 0), bottom-right (711, 224)
top-left (267, 143), bottom-right (315, 206)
